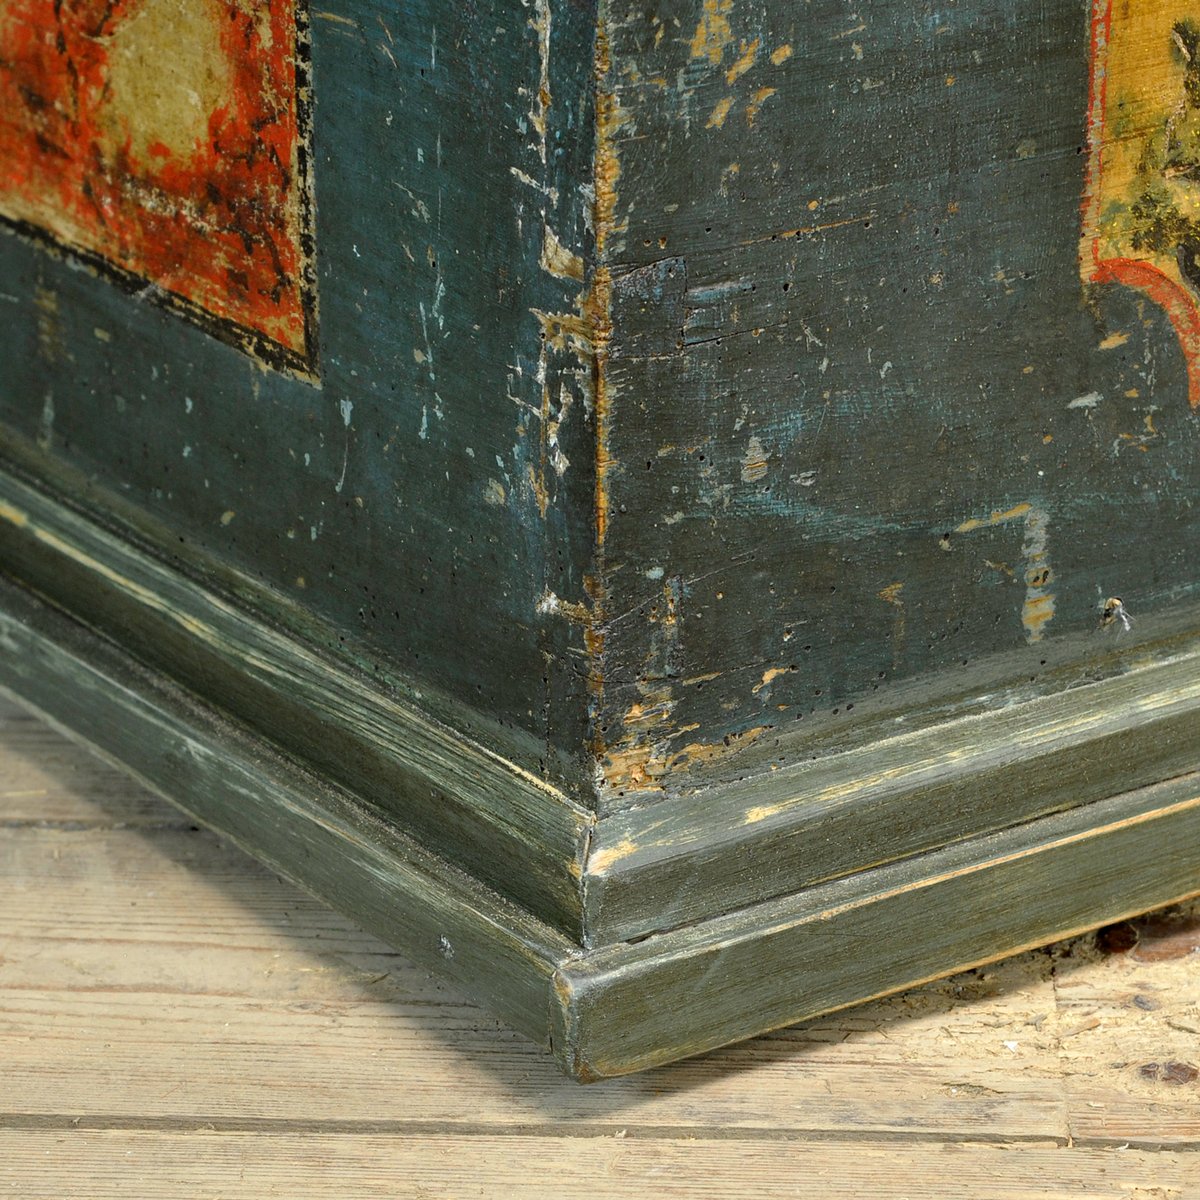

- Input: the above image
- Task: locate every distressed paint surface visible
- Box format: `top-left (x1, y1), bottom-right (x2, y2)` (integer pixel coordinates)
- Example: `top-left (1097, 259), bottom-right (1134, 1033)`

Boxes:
top-left (0, 0), bottom-right (600, 792)
top-left (3, 0), bottom-right (1200, 1068)
top-left (0, 0), bottom-right (316, 369)
top-left (2, 0), bottom-right (1199, 826)
top-left (587, 0), bottom-right (1200, 805)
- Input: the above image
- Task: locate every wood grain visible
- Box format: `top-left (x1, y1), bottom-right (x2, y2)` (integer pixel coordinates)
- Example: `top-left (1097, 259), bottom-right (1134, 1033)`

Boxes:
top-left (0, 1134), bottom-right (1195, 1200)
top-left (0, 702), bottom-right (170, 826)
top-left (587, 637), bottom-right (1200, 941)
top-left (591, 0), bottom-right (1200, 789)
top-left (3, 696), bottom-right (1200, 1194)
top-left (0, 822), bottom-right (1069, 1136)
top-left (0, 593), bottom-right (571, 1049)
top-left (563, 768), bottom-right (1200, 1077)
top-left (0, 0), bottom-right (601, 775)
top-left (7, 564), bottom-right (1200, 1080)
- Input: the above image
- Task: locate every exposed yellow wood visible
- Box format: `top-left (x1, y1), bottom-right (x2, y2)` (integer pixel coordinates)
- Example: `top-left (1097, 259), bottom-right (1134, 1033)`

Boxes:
top-left (1089, 0), bottom-right (1200, 270)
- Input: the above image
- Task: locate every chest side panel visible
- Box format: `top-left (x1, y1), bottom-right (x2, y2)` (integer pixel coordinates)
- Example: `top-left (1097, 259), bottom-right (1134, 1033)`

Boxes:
top-left (0, 0), bottom-right (600, 786)
top-left (594, 0), bottom-right (1200, 803)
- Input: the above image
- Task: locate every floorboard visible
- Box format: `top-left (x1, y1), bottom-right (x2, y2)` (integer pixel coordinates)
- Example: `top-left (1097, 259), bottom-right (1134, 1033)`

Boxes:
top-left (1, 696), bottom-right (1197, 1194)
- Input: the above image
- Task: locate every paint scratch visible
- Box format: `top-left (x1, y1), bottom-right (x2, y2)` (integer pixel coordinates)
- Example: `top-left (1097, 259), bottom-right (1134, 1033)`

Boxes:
top-left (957, 503), bottom-right (1055, 643)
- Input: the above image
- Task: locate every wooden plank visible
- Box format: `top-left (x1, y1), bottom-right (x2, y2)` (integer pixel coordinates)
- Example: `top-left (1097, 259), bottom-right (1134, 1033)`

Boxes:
top-left (1057, 910), bottom-right (1200, 1148)
top-left (0, 697), bottom-right (174, 826)
top-left (0, 1133), bottom-right (1195, 1200)
top-left (587, 638), bottom-right (1200, 941)
top-left (7, 564), bottom-right (1200, 1084)
top-left (9, 699), bottom-right (1200, 1173)
top-left (0, 708), bottom-right (1069, 1138)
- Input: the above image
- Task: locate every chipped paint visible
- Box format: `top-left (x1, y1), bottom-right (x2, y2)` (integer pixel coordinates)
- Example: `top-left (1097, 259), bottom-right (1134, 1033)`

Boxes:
top-left (33, 284), bottom-right (61, 364)
top-left (0, 501), bottom-right (30, 530)
top-left (593, 34), bottom-right (627, 261)
top-left (726, 38), bottom-right (760, 85)
top-left (528, 4), bottom-right (620, 781)
top-left (689, 0), bottom-right (734, 65)
top-left (752, 666), bottom-right (790, 695)
top-left (625, 694), bottom-right (676, 727)
top-left (956, 502), bottom-right (1034, 534)
top-left (957, 503), bottom-right (1055, 644)
top-left (541, 227), bottom-right (586, 280)
top-left (1115, 407), bottom-right (1163, 454)
top-left (594, 576), bottom-right (690, 792)
top-left (527, 462), bottom-right (550, 517)
top-left (744, 761), bottom-right (939, 826)
top-left (537, 589), bottom-right (592, 623)
top-left (518, 0), bottom-right (591, 532)
top-left (718, 161), bottom-right (741, 194)
top-left (769, 43), bottom-right (793, 66)
top-left (510, 165), bottom-right (559, 205)
top-left (740, 435), bottom-right (769, 482)
top-left (746, 86), bottom-right (777, 125)
top-left (602, 725), bottom-right (770, 795)
top-left (586, 834), bottom-right (638, 876)
top-left (528, 0), bottom-right (552, 163)
top-left (37, 390), bottom-right (55, 449)
top-left (1019, 509), bottom-right (1056, 642)
top-left (581, 20), bottom-right (623, 777)
top-left (706, 97), bottom-right (735, 129)
top-left (877, 581), bottom-right (907, 670)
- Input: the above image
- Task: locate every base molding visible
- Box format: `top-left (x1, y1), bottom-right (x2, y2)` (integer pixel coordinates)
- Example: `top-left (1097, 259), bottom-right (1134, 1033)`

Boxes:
top-left (585, 634), bottom-right (1200, 943)
top-left (0, 574), bottom-right (573, 1046)
top-left (0, 461), bottom-right (592, 936)
top-left (3, 570), bottom-right (1199, 1079)
top-left (557, 770), bottom-right (1200, 1078)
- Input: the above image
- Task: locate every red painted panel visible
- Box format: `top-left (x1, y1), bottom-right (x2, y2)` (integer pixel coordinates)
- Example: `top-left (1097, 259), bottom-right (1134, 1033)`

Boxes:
top-left (0, 0), bottom-right (314, 370)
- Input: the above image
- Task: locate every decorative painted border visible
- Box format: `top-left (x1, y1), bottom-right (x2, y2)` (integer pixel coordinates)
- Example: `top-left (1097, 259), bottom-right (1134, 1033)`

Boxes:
top-left (1082, 0), bottom-right (1200, 409)
top-left (0, 1), bottom-right (320, 381)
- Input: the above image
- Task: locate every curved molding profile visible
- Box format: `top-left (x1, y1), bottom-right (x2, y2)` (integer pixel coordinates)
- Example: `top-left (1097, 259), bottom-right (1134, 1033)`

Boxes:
top-left (2, 463), bottom-right (1200, 1078)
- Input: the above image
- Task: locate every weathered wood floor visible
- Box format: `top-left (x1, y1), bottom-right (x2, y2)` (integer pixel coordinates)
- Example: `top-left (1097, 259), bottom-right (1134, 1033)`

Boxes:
top-left (2, 696), bottom-right (1199, 1198)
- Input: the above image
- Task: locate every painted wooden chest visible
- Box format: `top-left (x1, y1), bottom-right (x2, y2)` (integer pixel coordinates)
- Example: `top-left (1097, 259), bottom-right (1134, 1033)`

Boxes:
top-left (1, 0), bottom-right (1199, 1078)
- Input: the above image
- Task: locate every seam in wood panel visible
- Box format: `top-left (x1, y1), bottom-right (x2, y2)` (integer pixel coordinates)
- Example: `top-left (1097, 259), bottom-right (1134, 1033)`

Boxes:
top-left (0, 1114), bottom-right (1075, 1146)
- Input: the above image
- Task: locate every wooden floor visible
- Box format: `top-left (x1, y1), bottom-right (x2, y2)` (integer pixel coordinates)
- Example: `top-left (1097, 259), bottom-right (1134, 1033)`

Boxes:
top-left (2, 698), bottom-right (1199, 1198)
